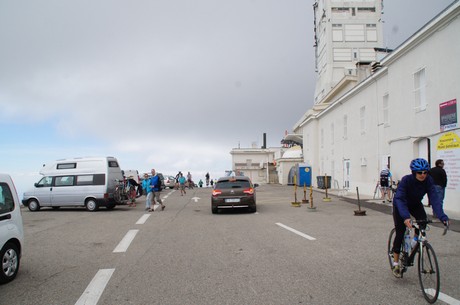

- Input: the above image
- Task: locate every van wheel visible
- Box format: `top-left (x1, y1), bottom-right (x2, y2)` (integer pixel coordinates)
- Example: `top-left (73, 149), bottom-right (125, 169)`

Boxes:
top-left (86, 199), bottom-right (99, 212)
top-left (28, 199), bottom-right (40, 212)
top-left (0, 242), bottom-right (20, 284)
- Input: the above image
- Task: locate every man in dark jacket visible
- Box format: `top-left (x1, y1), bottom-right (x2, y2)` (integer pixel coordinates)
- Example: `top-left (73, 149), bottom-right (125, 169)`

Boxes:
top-left (429, 159), bottom-right (447, 208)
top-left (150, 169), bottom-right (165, 211)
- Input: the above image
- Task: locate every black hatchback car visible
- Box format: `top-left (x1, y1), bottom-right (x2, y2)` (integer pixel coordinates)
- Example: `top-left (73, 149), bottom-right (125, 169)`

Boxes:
top-left (211, 176), bottom-right (258, 214)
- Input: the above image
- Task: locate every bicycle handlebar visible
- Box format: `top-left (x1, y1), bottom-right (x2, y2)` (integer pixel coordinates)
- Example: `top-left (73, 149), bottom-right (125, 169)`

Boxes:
top-left (411, 219), bottom-right (449, 235)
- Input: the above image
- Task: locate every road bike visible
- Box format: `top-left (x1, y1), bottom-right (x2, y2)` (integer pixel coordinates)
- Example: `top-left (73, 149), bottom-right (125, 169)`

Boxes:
top-left (114, 179), bottom-right (129, 203)
top-left (387, 219), bottom-right (448, 303)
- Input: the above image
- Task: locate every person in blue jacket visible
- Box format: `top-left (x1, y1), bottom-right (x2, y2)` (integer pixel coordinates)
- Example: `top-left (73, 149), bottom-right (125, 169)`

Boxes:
top-left (149, 168), bottom-right (165, 211)
top-left (391, 158), bottom-right (449, 278)
top-left (142, 173), bottom-right (153, 211)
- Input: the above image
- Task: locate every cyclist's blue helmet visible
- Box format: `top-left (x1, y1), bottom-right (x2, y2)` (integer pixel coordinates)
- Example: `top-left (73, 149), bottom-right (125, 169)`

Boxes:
top-left (410, 158), bottom-right (430, 171)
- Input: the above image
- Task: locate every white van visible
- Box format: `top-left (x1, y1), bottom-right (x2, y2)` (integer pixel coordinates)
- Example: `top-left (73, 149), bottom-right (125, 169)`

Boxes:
top-left (0, 173), bottom-right (24, 284)
top-left (22, 156), bottom-right (124, 212)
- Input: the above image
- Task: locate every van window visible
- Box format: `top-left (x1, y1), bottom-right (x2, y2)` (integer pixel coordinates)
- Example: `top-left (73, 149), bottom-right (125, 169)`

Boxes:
top-left (76, 174), bottom-right (105, 186)
top-left (57, 163), bottom-right (77, 169)
top-left (37, 177), bottom-right (53, 187)
top-left (0, 183), bottom-right (14, 214)
top-left (108, 161), bottom-right (119, 168)
top-left (55, 176), bottom-right (75, 187)
top-left (93, 174), bottom-right (105, 185)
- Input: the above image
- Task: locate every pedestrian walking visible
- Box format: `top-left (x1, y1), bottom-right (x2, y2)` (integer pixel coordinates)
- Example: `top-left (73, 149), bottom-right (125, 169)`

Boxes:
top-left (178, 173), bottom-right (187, 196)
top-left (142, 173), bottom-right (153, 211)
top-left (150, 169), bottom-right (165, 211)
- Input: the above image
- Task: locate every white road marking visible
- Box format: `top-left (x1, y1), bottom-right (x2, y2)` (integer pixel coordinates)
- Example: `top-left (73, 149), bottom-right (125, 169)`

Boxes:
top-left (113, 229), bottom-right (139, 253)
top-left (425, 289), bottom-right (460, 305)
top-left (192, 197), bottom-right (200, 202)
top-left (136, 214), bottom-right (150, 224)
top-left (75, 268), bottom-right (115, 305)
top-left (276, 223), bottom-right (316, 240)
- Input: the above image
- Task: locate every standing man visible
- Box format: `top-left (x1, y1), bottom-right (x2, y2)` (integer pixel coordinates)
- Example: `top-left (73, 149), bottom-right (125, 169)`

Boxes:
top-left (429, 159), bottom-right (447, 209)
top-left (150, 169), bottom-right (165, 211)
top-left (379, 166), bottom-right (393, 203)
top-left (187, 171), bottom-right (193, 189)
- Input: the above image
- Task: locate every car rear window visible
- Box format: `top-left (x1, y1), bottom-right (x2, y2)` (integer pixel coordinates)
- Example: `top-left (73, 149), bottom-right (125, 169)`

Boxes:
top-left (216, 180), bottom-right (251, 189)
top-left (0, 182), bottom-right (15, 213)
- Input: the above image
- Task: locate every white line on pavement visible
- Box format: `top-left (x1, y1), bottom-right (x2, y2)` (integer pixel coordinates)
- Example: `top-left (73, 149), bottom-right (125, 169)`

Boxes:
top-left (425, 289), bottom-right (460, 305)
top-left (136, 214), bottom-right (150, 224)
top-left (113, 229), bottom-right (139, 253)
top-left (75, 268), bottom-right (115, 305)
top-left (276, 223), bottom-right (316, 240)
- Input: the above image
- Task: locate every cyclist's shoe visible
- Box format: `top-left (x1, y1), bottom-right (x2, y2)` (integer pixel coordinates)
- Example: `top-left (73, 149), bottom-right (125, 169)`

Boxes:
top-left (392, 265), bottom-right (401, 278)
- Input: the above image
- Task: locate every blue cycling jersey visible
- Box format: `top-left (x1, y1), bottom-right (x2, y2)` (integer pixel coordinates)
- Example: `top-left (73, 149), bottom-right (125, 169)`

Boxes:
top-left (393, 174), bottom-right (448, 222)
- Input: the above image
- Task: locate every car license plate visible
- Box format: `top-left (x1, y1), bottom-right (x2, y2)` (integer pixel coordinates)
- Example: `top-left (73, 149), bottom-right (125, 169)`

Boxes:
top-left (225, 198), bottom-right (240, 203)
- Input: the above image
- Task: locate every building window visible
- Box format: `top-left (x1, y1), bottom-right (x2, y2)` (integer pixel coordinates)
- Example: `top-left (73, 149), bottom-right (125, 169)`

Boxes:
top-left (333, 48), bottom-right (352, 62)
top-left (343, 115), bottom-right (348, 139)
top-left (332, 24), bottom-right (343, 42)
top-left (344, 24), bottom-right (365, 42)
top-left (360, 106), bottom-right (366, 135)
top-left (414, 68), bottom-right (427, 111)
top-left (332, 7), bottom-right (350, 14)
top-left (358, 7), bottom-right (376, 13)
top-left (383, 94), bottom-right (389, 126)
top-left (366, 24), bottom-right (377, 41)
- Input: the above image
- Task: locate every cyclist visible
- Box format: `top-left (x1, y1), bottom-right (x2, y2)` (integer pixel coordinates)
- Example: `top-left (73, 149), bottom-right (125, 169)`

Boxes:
top-left (391, 158), bottom-right (449, 278)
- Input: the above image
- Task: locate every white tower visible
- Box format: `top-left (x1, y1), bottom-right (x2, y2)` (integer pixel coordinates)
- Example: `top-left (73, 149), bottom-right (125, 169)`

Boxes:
top-left (313, 0), bottom-right (384, 104)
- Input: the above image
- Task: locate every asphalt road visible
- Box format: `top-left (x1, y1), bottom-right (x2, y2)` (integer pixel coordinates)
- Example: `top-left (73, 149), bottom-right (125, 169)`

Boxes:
top-left (1, 185), bottom-right (459, 305)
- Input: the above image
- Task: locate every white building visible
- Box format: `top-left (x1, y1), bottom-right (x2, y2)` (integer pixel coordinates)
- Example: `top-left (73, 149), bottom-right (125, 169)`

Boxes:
top-left (313, 0), bottom-right (384, 104)
top-left (230, 143), bottom-right (281, 185)
top-left (294, 1), bottom-right (460, 218)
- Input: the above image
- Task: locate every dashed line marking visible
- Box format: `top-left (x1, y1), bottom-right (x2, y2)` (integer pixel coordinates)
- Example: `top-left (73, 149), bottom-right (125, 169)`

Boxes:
top-left (276, 223), bottom-right (316, 240)
top-left (136, 214), bottom-right (150, 224)
top-left (113, 229), bottom-right (139, 253)
top-left (75, 268), bottom-right (115, 305)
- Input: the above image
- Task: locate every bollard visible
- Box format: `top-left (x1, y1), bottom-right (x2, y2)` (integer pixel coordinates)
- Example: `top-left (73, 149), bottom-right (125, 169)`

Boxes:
top-left (302, 183), bottom-right (309, 203)
top-left (291, 176), bottom-right (301, 207)
top-left (307, 184), bottom-right (317, 211)
top-left (323, 174), bottom-right (332, 202)
top-left (354, 186), bottom-right (366, 216)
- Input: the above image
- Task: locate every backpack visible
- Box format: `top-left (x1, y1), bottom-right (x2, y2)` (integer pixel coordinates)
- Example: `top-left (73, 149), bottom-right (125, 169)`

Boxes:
top-left (380, 169), bottom-right (389, 185)
top-left (156, 176), bottom-right (163, 191)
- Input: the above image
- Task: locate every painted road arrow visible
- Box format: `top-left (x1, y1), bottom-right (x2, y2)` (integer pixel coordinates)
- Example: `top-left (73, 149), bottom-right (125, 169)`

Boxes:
top-left (192, 197), bottom-right (200, 202)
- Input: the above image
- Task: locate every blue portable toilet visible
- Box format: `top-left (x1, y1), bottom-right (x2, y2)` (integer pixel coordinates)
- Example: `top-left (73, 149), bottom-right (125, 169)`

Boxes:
top-left (297, 163), bottom-right (312, 187)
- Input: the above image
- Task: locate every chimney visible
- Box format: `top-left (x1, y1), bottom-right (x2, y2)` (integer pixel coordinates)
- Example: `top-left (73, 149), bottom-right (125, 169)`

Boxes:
top-left (262, 133), bottom-right (267, 149)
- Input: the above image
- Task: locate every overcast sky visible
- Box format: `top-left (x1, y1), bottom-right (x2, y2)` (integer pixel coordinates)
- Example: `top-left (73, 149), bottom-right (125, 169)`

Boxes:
top-left (0, 0), bottom-right (455, 194)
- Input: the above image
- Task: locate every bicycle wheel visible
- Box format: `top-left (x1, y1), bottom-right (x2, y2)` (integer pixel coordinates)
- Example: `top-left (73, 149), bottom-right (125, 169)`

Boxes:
top-left (418, 242), bottom-right (440, 304)
top-left (387, 228), bottom-right (399, 269)
top-left (114, 188), bottom-right (122, 203)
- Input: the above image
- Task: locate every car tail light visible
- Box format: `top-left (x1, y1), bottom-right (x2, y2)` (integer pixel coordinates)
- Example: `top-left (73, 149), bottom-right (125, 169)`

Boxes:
top-left (212, 189), bottom-right (222, 196)
top-left (243, 188), bottom-right (254, 195)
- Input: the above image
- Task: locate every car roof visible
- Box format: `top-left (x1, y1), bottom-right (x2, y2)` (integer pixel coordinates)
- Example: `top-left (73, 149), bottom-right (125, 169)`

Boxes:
top-left (217, 176), bottom-right (251, 182)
